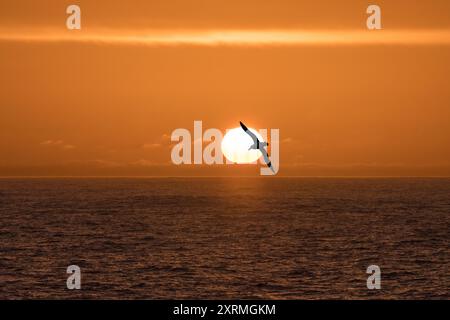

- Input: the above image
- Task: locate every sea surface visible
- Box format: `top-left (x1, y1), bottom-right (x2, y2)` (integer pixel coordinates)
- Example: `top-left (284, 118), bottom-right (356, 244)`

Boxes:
top-left (0, 178), bottom-right (449, 299)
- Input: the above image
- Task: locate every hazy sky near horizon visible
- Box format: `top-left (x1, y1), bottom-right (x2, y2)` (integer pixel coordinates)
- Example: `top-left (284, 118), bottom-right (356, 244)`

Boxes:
top-left (1, 0), bottom-right (450, 176)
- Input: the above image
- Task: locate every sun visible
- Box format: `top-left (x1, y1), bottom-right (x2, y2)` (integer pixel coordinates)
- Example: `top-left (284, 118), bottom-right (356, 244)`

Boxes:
top-left (221, 127), bottom-right (264, 164)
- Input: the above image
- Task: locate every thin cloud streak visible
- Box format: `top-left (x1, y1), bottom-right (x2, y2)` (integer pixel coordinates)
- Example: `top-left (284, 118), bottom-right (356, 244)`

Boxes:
top-left (2, 29), bottom-right (450, 46)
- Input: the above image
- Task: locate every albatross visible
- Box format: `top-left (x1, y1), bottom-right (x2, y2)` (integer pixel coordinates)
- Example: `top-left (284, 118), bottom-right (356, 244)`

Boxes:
top-left (240, 121), bottom-right (275, 173)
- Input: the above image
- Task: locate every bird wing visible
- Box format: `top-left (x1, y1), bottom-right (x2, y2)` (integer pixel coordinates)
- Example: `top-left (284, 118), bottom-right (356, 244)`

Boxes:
top-left (240, 121), bottom-right (258, 144)
top-left (261, 147), bottom-right (275, 173)
top-left (259, 146), bottom-right (271, 166)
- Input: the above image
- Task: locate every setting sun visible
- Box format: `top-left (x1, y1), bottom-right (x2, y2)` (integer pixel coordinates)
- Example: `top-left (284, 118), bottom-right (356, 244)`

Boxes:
top-left (221, 127), bottom-right (264, 164)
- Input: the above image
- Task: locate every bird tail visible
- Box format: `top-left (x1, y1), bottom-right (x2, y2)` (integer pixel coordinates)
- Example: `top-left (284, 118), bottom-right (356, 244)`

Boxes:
top-left (267, 162), bottom-right (276, 173)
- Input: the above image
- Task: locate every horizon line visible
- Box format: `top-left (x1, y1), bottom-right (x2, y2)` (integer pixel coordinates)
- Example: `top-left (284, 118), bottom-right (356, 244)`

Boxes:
top-left (1, 175), bottom-right (449, 179)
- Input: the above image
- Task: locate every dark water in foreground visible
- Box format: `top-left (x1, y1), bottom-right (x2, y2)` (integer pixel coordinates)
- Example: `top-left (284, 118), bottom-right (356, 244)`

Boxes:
top-left (0, 178), bottom-right (449, 299)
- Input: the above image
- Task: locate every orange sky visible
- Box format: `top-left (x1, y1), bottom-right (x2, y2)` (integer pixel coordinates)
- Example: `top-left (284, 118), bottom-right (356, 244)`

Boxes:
top-left (1, 0), bottom-right (450, 176)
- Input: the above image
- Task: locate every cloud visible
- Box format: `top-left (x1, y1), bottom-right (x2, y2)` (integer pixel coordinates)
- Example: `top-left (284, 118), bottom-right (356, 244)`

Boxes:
top-left (40, 140), bottom-right (63, 146)
top-left (2, 29), bottom-right (450, 46)
top-left (142, 143), bottom-right (161, 149)
top-left (130, 159), bottom-right (172, 167)
top-left (90, 160), bottom-right (121, 168)
top-left (40, 140), bottom-right (76, 150)
top-left (281, 137), bottom-right (294, 143)
top-left (130, 159), bottom-right (155, 167)
top-left (142, 133), bottom-right (172, 149)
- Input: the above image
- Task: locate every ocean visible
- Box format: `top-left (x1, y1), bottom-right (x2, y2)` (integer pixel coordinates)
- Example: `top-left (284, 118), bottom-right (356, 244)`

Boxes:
top-left (0, 178), bottom-right (448, 299)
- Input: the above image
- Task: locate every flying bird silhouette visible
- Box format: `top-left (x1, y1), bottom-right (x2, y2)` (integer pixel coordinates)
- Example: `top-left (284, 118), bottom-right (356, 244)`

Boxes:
top-left (240, 121), bottom-right (275, 173)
